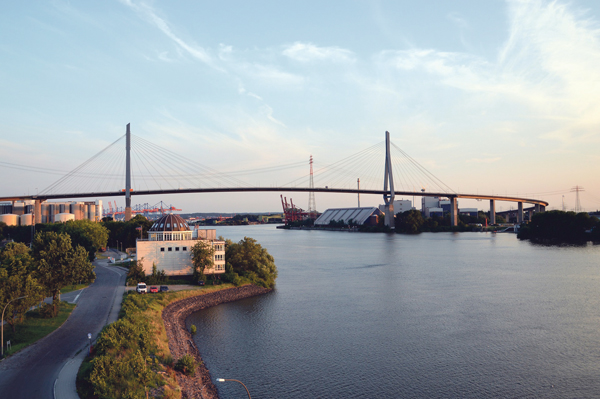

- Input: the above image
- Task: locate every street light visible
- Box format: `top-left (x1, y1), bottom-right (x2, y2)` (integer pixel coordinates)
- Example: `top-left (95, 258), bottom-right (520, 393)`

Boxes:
top-left (216, 378), bottom-right (251, 398)
top-left (2, 296), bottom-right (27, 357)
top-left (88, 333), bottom-right (92, 355)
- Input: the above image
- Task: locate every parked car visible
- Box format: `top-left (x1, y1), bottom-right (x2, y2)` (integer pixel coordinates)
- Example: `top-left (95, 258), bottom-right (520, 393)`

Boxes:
top-left (149, 286), bottom-right (159, 293)
top-left (198, 280), bottom-right (205, 286)
top-left (159, 286), bottom-right (169, 292)
top-left (136, 282), bottom-right (147, 294)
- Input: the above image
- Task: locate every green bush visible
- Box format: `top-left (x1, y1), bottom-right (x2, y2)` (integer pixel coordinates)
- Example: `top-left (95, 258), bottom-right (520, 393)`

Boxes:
top-left (190, 324), bottom-right (197, 335)
top-left (175, 354), bottom-right (196, 376)
top-left (39, 303), bottom-right (55, 319)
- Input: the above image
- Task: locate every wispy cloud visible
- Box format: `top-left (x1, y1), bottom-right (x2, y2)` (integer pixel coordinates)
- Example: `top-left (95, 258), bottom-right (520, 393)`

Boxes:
top-left (283, 42), bottom-right (355, 63)
top-left (118, 0), bottom-right (220, 70)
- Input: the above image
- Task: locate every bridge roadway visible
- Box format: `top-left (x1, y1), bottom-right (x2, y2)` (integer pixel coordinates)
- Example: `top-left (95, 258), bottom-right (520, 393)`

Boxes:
top-left (0, 187), bottom-right (549, 226)
top-left (0, 187), bottom-right (549, 207)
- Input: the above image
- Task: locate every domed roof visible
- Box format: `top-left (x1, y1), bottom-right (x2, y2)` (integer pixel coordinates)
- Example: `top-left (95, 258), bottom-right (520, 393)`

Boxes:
top-left (149, 214), bottom-right (190, 232)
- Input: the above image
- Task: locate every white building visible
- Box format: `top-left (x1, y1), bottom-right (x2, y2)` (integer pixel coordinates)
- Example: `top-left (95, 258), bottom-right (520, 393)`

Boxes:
top-left (379, 199), bottom-right (413, 215)
top-left (422, 196), bottom-right (440, 213)
top-left (136, 214), bottom-right (225, 276)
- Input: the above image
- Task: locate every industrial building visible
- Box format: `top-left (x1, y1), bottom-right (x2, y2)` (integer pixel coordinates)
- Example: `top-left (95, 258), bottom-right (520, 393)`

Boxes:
top-left (0, 200), bottom-right (102, 225)
top-left (378, 199), bottom-right (413, 215)
top-left (136, 214), bottom-right (225, 276)
top-left (376, 196), bottom-right (480, 219)
top-left (314, 207), bottom-right (382, 226)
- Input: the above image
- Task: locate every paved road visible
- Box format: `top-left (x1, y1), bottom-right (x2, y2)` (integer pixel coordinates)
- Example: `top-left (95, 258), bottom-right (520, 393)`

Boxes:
top-left (0, 257), bottom-right (126, 399)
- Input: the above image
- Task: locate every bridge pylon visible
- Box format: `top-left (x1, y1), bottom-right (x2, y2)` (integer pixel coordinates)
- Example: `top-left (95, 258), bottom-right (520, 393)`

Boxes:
top-left (125, 123), bottom-right (132, 221)
top-left (383, 131), bottom-right (395, 229)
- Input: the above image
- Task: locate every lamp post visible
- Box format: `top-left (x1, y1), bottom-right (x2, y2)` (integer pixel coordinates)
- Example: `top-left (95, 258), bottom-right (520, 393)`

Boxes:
top-left (2, 296), bottom-right (27, 357)
top-left (88, 333), bottom-right (92, 355)
top-left (216, 378), bottom-right (251, 398)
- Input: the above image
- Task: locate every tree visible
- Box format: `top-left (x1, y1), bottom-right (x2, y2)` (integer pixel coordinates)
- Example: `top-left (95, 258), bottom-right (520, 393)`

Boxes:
top-left (225, 237), bottom-right (278, 288)
top-left (518, 211), bottom-right (598, 242)
top-left (60, 219), bottom-right (109, 261)
top-left (0, 243), bottom-right (45, 332)
top-left (395, 210), bottom-right (424, 234)
top-left (126, 259), bottom-right (146, 286)
top-left (32, 231), bottom-right (95, 316)
top-left (191, 241), bottom-right (214, 283)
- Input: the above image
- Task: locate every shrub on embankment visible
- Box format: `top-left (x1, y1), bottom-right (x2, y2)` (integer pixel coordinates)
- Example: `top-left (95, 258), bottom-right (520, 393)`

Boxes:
top-left (79, 286), bottom-right (233, 399)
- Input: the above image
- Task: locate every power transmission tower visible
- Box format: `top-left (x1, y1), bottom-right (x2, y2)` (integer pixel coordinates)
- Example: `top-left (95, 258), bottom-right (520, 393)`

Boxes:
top-left (308, 155), bottom-right (317, 218)
top-left (571, 186), bottom-right (584, 212)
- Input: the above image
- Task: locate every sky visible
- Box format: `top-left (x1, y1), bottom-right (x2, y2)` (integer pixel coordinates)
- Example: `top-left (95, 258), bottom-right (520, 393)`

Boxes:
top-left (1, 0), bottom-right (600, 214)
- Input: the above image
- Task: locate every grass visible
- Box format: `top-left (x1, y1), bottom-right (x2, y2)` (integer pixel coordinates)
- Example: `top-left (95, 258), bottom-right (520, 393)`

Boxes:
top-left (79, 284), bottom-right (235, 397)
top-left (1, 302), bottom-right (77, 357)
top-left (135, 284), bottom-right (234, 359)
top-left (61, 283), bottom-right (89, 294)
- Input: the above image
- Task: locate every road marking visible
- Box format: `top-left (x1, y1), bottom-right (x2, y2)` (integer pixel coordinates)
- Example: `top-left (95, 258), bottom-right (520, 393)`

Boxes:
top-left (72, 289), bottom-right (85, 303)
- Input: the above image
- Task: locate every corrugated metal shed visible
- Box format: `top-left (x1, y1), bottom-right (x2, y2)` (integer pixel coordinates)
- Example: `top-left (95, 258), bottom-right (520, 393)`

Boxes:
top-left (314, 207), bottom-right (382, 226)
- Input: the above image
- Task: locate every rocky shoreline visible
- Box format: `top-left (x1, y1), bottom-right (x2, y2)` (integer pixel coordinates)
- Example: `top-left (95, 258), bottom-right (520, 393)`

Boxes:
top-left (162, 285), bottom-right (272, 399)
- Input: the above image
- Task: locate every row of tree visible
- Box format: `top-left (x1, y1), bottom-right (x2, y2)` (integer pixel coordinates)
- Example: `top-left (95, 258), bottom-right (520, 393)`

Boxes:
top-left (518, 211), bottom-right (600, 243)
top-left (0, 231), bottom-right (97, 331)
top-left (0, 219), bottom-right (108, 261)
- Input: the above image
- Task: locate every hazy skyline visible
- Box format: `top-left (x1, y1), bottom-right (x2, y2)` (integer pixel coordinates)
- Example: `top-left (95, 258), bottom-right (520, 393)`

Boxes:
top-left (1, 0), bottom-right (599, 213)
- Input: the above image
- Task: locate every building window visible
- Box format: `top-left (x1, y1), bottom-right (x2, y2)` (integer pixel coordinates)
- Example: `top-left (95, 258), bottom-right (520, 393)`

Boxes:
top-left (168, 247), bottom-right (172, 252)
top-left (167, 223), bottom-right (170, 228)
top-left (160, 247), bottom-right (165, 252)
top-left (175, 247), bottom-right (180, 251)
top-left (183, 247), bottom-right (187, 251)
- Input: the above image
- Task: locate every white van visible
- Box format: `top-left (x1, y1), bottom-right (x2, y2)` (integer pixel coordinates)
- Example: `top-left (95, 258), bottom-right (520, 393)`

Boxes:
top-left (136, 282), bottom-right (147, 294)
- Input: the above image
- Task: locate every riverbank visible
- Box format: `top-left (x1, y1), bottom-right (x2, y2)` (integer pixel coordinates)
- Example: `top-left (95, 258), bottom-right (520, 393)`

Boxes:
top-left (162, 285), bottom-right (272, 398)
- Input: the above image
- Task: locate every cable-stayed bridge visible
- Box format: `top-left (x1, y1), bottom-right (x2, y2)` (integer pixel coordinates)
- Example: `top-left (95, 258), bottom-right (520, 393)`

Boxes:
top-left (0, 125), bottom-right (548, 227)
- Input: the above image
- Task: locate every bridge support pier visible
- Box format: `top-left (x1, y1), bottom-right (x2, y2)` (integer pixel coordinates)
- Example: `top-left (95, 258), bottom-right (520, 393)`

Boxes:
top-left (517, 202), bottom-right (523, 223)
top-left (34, 199), bottom-right (42, 224)
top-left (450, 197), bottom-right (458, 227)
top-left (383, 131), bottom-right (395, 229)
top-left (489, 200), bottom-right (496, 225)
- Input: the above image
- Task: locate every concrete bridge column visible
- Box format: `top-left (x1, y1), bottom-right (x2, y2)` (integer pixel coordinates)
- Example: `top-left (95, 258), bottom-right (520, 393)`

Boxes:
top-left (517, 202), bottom-right (523, 223)
top-left (535, 204), bottom-right (540, 213)
top-left (489, 200), bottom-right (496, 225)
top-left (34, 200), bottom-right (42, 224)
top-left (450, 197), bottom-right (458, 226)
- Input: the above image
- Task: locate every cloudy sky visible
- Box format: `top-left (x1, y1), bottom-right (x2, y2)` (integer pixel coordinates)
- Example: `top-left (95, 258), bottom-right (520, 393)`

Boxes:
top-left (1, 0), bottom-right (599, 213)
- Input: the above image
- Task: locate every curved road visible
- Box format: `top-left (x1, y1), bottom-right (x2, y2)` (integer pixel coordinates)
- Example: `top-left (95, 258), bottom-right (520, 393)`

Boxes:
top-left (0, 255), bottom-right (126, 399)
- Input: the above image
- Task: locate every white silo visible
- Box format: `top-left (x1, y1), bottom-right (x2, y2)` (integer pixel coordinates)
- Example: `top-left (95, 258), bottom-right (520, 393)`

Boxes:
top-left (19, 214), bottom-right (33, 226)
top-left (55, 213), bottom-right (75, 223)
top-left (0, 214), bottom-right (19, 226)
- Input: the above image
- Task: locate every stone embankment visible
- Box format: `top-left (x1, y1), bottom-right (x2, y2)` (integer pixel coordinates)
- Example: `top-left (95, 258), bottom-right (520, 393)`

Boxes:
top-left (162, 285), bottom-right (272, 399)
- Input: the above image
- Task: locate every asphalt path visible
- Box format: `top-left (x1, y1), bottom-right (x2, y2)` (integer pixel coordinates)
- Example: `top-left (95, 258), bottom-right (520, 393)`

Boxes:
top-left (0, 254), bottom-right (126, 399)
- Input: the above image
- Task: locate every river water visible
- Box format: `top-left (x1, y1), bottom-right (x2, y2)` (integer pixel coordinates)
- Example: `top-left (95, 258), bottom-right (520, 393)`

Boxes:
top-left (188, 225), bottom-right (600, 398)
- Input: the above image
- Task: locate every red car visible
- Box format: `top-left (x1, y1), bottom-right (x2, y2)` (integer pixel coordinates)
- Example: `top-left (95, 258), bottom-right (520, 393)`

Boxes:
top-left (149, 286), bottom-right (159, 293)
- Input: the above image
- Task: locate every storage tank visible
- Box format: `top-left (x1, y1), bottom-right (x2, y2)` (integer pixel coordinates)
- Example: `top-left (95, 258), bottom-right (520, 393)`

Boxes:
top-left (0, 214), bottom-right (19, 226)
top-left (55, 213), bottom-right (75, 223)
top-left (88, 204), bottom-right (96, 221)
top-left (19, 214), bottom-right (33, 226)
